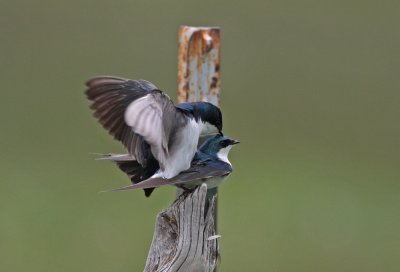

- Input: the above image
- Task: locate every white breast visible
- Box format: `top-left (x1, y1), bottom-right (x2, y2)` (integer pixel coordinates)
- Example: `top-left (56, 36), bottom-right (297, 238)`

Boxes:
top-left (161, 119), bottom-right (201, 178)
top-left (216, 146), bottom-right (233, 166)
top-left (200, 122), bottom-right (218, 136)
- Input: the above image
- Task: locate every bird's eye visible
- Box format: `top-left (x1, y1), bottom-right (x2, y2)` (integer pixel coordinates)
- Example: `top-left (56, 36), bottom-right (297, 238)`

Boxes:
top-left (221, 139), bottom-right (230, 146)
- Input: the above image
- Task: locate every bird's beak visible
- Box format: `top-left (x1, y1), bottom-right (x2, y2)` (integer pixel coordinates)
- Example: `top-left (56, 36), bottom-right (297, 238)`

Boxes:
top-left (231, 139), bottom-right (240, 145)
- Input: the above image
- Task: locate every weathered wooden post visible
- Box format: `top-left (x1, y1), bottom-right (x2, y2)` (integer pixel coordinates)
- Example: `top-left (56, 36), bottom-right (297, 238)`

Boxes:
top-left (144, 26), bottom-right (221, 272)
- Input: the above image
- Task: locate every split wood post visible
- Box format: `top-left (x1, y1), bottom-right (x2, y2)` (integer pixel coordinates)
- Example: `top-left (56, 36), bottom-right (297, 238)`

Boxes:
top-left (144, 26), bottom-right (221, 272)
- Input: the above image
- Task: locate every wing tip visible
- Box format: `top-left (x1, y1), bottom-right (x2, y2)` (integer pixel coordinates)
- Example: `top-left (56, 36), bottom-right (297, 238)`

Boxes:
top-left (100, 184), bottom-right (137, 193)
top-left (85, 76), bottom-right (127, 88)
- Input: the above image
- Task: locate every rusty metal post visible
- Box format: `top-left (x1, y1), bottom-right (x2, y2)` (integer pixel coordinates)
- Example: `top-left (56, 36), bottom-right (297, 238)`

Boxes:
top-left (144, 26), bottom-right (221, 272)
top-left (177, 25), bottom-right (221, 215)
top-left (177, 26), bottom-right (221, 105)
top-left (178, 25), bottom-right (221, 240)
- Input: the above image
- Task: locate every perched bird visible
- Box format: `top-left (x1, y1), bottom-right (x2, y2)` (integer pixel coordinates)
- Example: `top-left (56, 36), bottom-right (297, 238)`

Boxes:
top-left (85, 76), bottom-right (223, 196)
top-left (105, 135), bottom-right (239, 193)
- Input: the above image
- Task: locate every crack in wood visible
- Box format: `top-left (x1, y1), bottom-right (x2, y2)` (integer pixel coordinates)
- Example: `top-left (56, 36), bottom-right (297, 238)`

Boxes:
top-left (144, 184), bottom-right (219, 272)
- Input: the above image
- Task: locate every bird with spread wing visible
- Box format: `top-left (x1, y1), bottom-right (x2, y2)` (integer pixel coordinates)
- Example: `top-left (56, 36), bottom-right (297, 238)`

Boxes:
top-left (86, 76), bottom-right (224, 196)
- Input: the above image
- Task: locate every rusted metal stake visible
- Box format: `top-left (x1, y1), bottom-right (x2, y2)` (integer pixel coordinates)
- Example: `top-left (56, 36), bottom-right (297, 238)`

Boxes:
top-left (144, 26), bottom-right (222, 272)
top-left (177, 26), bottom-right (221, 105)
top-left (178, 25), bottom-right (221, 265)
top-left (177, 25), bottom-right (221, 223)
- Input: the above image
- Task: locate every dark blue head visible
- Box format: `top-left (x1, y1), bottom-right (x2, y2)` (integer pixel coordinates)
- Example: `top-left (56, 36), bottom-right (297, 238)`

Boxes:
top-left (196, 102), bottom-right (223, 133)
top-left (199, 134), bottom-right (240, 156)
top-left (177, 102), bottom-right (223, 133)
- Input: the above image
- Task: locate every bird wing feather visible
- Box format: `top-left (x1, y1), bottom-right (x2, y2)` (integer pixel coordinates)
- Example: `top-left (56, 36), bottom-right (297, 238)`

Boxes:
top-left (105, 161), bottom-right (231, 192)
top-left (86, 76), bottom-right (187, 169)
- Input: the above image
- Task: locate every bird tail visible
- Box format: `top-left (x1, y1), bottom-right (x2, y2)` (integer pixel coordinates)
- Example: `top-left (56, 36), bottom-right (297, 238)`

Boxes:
top-left (96, 153), bottom-right (136, 161)
top-left (97, 153), bottom-right (156, 197)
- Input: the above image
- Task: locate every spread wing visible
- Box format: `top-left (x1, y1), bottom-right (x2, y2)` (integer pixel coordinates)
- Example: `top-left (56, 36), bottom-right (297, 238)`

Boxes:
top-left (86, 76), bottom-right (188, 169)
top-left (124, 90), bottom-right (188, 170)
top-left (105, 160), bottom-right (232, 192)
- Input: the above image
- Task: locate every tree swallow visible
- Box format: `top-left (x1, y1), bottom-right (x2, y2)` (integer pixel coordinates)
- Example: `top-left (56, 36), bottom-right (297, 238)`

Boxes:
top-left (104, 134), bottom-right (239, 194)
top-left (85, 76), bottom-right (223, 192)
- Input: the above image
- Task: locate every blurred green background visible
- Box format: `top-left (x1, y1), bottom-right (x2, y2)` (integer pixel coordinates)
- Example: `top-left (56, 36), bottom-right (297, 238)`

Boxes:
top-left (1, 0), bottom-right (399, 271)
